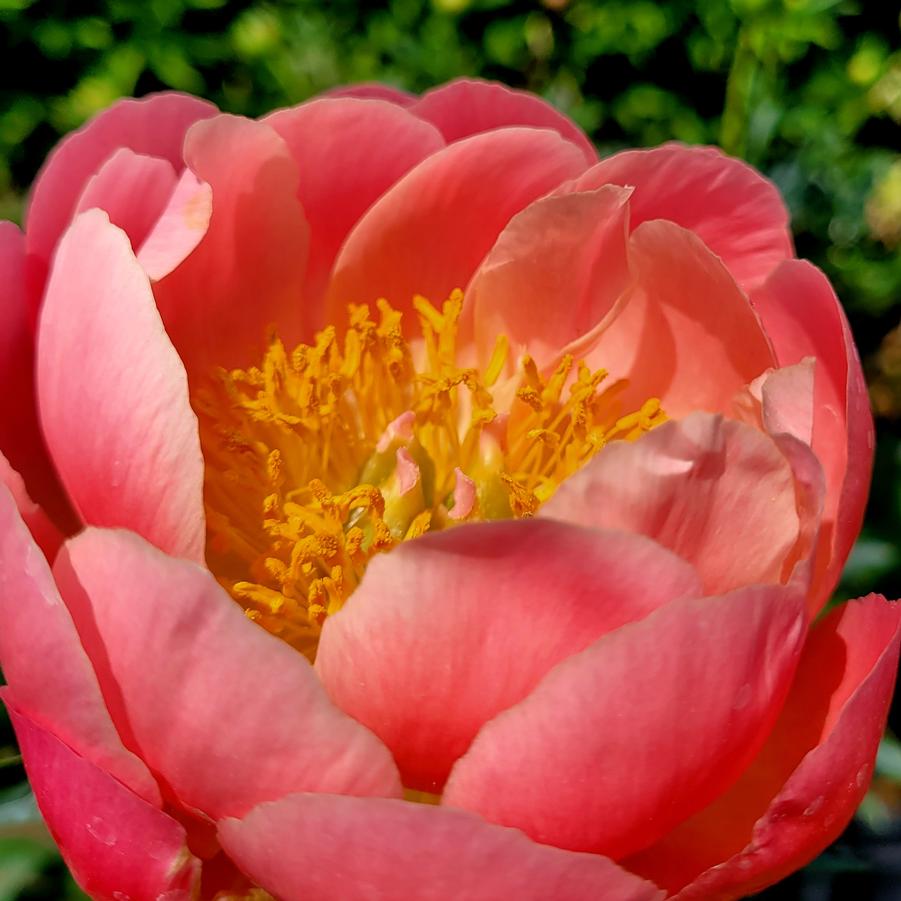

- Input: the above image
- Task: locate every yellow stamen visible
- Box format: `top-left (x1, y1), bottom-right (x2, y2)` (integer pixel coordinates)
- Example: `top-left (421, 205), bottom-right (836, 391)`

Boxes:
top-left (197, 292), bottom-right (666, 659)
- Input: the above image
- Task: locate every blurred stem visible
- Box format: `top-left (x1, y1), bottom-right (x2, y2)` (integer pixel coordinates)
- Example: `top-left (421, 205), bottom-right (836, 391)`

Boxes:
top-left (721, 25), bottom-right (758, 158)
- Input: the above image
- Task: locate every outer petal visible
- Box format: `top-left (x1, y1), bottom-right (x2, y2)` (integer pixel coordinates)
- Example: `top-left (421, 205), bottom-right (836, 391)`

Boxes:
top-left (467, 185), bottom-right (632, 370)
top-left (443, 586), bottom-right (806, 861)
top-left (411, 77), bottom-right (597, 165)
top-left (7, 704), bottom-right (199, 901)
top-left (153, 114), bottom-right (310, 373)
top-left (0, 487), bottom-right (160, 803)
top-left (326, 82), bottom-right (417, 106)
top-left (218, 793), bottom-right (663, 901)
top-left (542, 413), bottom-right (804, 596)
top-left (0, 221), bottom-right (73, 529)
top-left (265, 97), bottom-right (445, 313)
top-left (52, 527), bottom-right (402, 820)
top-left (626, 596), bottom-right (901, 900)
top-left (325, 127), bottom-right (587, 327)
top-left (573, 143), bottom-right (792, 293)
top-left (0, 499), bottom-right (218, 862)
top-left (751, 260), bottom-right (873, 610)
top-left (0, 452), bottom-right (61, 558)
top-left (37, 209), bottom-right (205, 562)
top-left (316, 520), bottom-right (701, 791)
top-left (74, 147), bottom-right (178, 251)
top-left (583, 220), bottom-right (776, 417)
top-left (25, 92), bottom-right (216, 304)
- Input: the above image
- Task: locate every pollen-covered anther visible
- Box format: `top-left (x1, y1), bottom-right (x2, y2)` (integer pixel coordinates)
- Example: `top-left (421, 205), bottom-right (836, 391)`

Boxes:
top-left (199, 292), bottom-right (665, 657)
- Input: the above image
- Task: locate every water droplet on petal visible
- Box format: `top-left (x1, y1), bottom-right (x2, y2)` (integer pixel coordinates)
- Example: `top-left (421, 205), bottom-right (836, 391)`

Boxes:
top-left (86, 816), bottom-right (117, 846)
top-left (803, 797), bottom-right (824, 817)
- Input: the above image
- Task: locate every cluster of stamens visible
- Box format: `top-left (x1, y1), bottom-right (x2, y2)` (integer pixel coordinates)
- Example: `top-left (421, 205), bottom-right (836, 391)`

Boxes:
top-left (197, 292), bottom-right (665, 658)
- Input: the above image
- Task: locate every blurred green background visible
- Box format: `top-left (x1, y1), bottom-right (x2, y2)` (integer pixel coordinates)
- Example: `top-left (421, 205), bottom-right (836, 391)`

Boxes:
top-left (0, 0), bottom-right (900, 897)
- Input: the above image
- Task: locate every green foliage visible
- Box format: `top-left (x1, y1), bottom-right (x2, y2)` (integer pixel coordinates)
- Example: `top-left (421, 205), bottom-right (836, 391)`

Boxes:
top-left (0, 1), bottom-right (899, 896)
top-left (1, 1), bottom-right (897, 328)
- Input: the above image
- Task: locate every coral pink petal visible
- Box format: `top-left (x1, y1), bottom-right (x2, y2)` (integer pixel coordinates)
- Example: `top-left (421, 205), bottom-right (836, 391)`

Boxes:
top-left (25, 92), bottom-right (216, 289)
top-left (626, 596), bottom-right (901, 898)
top-left (468, 185), bottom-right (632, 370)
top-left (0, 222), bottom-right (73, 530)
top-left (325, 127), bottom-right (587, 327)
top-left (136, 168), bottom-right (212, 281)
top-left (745, 359), bottom-right (816, 447)
top-left (443, 586), bottom-right (806, 860)
top-left (6, 703), bottom-right (199, 901)
top-left (585, 220), bottom-right (775, 416)
top-left (0, 487), bottom-right (160, 804)
top-left (317, 519), bottom-right (701, 792)
top-left (751, 259), bottom-right (872, 610)
top-left (575, 143), bottom-right (792, 293)
top-left (153, 114), bottom-right (310, 373)
top-left (326, 82), bottom-right (417, 106)
top-left (218, 793), bottom-right (663, 901)
top-left (770, 432), bottom-right (826, 598)
top-left (729, 362), bottom-right (826, 598)
top-left (74, 147), bottom-right (177, 250)
top-left (266, 98), bottom-right (445, 313)
top-left (412, 78), bottom-right (597, 165)
top-left (0, 452), bottom-right (61, 558)
top-left (52, 527), bottom-right (401, 820)
top-left (543, 413), bottom-right (805, 595)
top-left (37, 210), bottom-right (205, 562)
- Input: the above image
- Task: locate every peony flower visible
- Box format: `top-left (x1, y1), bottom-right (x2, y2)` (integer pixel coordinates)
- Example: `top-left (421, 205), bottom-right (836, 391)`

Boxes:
top-left (1, 78), bottom-right (898, 900)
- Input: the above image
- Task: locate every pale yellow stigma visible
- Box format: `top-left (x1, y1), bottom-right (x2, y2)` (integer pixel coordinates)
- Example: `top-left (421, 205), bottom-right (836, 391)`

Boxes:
top-left (197, 291), bottom-right (665, 658)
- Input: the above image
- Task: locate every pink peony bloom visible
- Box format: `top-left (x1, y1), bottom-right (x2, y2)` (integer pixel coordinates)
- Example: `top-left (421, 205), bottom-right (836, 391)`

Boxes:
top-left (0, 78), bottom-right (897, 900)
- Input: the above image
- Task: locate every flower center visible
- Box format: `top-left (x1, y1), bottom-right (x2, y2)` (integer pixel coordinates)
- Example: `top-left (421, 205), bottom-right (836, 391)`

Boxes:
top-left (197, 292), bottom-right (665, 658)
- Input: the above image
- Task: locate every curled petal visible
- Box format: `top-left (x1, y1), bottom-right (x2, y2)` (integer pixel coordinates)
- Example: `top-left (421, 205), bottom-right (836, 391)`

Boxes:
top-left (37, 210), bottom-right (205, 562)
top-left (137, 168), bottom-right (212, 281)
top-left (74, 147), bottom-right (177, 251)
top-left (153, 114), bottom-right (310, 372)
top-left (468, 185), bottom-right (632, 370)
top-left (25, 92), bottom-right (216, 306)
top-left (732, 359), bottom-right (816, 448)
top-left (218, 793), bottom-right (663, 901)
top-left (580, 220), bottom-right (775, 417)
top-left (571, 143), bottom-right (792, 293)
